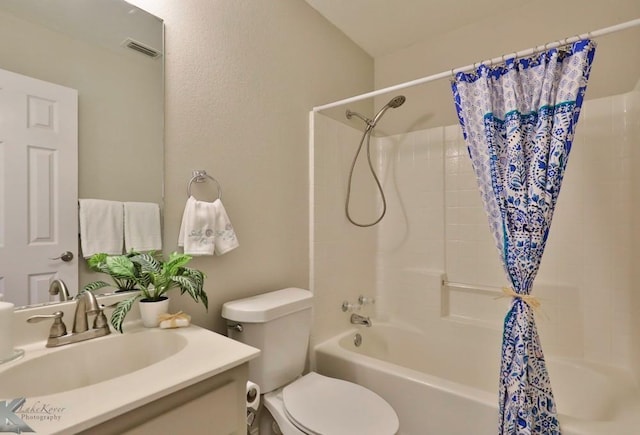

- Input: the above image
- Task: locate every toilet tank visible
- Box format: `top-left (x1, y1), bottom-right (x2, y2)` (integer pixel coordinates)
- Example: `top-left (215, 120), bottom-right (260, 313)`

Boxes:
top-left (222, 288), bottom-right (313, 393)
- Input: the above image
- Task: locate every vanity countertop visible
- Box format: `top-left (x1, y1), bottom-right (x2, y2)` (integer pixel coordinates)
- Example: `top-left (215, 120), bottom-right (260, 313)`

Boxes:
top-left (0, 321), bottom-right (259, 434)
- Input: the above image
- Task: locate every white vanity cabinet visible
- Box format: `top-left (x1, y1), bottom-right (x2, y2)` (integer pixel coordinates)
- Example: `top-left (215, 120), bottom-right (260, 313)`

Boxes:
top-left (81, 363), bottom-right (249, 435)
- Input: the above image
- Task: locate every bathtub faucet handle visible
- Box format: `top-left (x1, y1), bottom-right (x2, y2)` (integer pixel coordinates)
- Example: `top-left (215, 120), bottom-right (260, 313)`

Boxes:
top-left (342, 301), bottom-right (360, 312)
top-left (358, 295), bottom-right (375, 306)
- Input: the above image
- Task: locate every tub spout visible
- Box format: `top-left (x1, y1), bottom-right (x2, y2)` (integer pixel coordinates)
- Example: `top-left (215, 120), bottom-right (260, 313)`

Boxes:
top-left (350, 313), bottom-right (372, 327)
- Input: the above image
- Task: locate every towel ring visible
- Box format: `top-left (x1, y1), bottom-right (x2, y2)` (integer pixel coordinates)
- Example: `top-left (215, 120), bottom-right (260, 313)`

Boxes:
top-left (187, 170), bottom-right (222, 200)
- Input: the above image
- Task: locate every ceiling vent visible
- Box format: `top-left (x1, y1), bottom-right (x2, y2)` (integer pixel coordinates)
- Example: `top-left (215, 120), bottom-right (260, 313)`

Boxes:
top-left (122, 38), bottom-right (162, 59)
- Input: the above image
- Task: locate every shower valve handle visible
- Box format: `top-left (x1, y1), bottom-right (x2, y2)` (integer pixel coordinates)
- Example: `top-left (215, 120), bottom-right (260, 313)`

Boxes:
top-left (358, 295), bottom-right (375, 306)
top-left (341, 301), bottom-right (360, 312)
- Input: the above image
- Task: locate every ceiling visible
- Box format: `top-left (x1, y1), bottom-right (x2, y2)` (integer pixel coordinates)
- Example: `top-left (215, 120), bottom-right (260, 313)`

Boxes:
top-left (304, 0), bottom-right (527, 58)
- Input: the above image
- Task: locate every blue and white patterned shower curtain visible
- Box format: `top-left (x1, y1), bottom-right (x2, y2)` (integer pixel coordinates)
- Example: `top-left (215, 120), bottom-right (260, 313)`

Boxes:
top-left (450, 40), bottom-right (596, 434)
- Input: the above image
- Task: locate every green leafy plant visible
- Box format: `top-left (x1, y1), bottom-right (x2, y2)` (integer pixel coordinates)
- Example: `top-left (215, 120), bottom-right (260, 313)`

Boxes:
top-left (84, 251), bottom-right (145, 292)
top-left (82, 251), bottom-right (207, 333)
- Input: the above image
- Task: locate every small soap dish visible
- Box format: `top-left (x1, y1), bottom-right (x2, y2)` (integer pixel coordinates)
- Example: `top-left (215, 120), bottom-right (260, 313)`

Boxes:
top-left (0, 349), bottom-right (24, 365)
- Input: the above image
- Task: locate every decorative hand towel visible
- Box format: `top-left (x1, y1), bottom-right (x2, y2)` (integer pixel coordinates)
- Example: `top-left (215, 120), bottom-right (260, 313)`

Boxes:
top-left (178, 196), bottom-right (203, 252)
top-left (211, 199), bottom-right (239, 255)
top-left (178, 196), bottom-right (239, 256)
top-left (79, 199), bottom-right (124, 258)
top-left (124, 202), bottom-right (162, 252)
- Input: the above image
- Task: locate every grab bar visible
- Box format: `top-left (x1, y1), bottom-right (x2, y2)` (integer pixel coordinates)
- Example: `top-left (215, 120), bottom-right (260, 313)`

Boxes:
top-left (442, 280), bottom-right (505, 295)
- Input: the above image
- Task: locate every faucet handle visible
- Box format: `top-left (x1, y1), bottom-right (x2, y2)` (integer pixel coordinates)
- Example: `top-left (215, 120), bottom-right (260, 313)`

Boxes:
top-left (358, 295), bottom-right (375, 306)
top-left (27, 311), bottom-right (67, 338)
top-left (341, 301), bottom-right (360, 312)
top-left (93, 309), bottom-right (109, 330)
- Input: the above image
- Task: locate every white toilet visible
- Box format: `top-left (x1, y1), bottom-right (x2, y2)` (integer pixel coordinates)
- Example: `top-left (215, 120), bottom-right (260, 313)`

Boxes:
top-left (222, 288), bottom-right (399, 435)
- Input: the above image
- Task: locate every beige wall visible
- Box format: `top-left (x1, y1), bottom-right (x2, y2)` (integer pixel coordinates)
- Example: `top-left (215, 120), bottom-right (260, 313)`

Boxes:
top-left (128, 0), bottom-right (373, 332)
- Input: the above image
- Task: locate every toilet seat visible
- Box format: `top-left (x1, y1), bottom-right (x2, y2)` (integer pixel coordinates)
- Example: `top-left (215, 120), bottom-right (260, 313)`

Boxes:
top-left (282, 372), bottom-right (399, 435)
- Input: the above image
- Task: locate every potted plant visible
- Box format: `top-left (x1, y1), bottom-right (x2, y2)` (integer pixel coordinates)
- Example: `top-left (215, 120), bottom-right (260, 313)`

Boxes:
top-left (82, 251), bottom-right (207, 332)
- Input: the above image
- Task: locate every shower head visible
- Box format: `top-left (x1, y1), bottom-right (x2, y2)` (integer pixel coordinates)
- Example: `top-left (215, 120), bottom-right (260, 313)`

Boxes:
top-left (371, 95), bottom-right (406, 127)
top-left (387, 95), bottom-right (406, 108)
top-left (345, 95), bottom-right (406, 130)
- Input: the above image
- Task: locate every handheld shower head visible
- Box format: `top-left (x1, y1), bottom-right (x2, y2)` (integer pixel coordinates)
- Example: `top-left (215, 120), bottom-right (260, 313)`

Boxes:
top-left (387, 95), bottom-right (406, 108)
top-left (371, 95), bottom-right (406, 127)
top-left (345, 95), bottom-right (406, 130)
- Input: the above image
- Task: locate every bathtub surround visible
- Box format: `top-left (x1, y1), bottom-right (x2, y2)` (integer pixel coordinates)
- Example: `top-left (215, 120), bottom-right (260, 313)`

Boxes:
top-left (313, 87), bottom-right (639, 432)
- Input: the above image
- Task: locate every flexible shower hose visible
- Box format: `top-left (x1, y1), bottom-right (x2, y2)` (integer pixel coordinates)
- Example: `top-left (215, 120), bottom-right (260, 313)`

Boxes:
top-left (345, 127), bottom-right (387, 227)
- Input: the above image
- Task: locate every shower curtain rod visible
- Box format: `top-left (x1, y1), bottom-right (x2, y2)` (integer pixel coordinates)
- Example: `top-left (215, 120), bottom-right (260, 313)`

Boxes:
top-left (313, 17), bottom-right (640, 112)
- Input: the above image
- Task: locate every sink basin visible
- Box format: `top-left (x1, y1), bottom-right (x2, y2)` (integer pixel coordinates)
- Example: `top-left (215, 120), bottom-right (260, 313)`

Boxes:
top-left (0, 328), bottom-right (187, 398)
top-left (0, 308), bottom-right (259, 435)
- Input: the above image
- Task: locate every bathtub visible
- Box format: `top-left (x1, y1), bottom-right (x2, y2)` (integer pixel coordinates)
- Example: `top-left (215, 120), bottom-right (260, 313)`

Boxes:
top-left (314, 322), bottom-right (640, 435)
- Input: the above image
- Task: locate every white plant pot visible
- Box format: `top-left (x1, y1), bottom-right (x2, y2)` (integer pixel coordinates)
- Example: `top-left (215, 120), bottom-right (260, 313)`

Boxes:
top-left (139, 297), bottom-right (169, 328)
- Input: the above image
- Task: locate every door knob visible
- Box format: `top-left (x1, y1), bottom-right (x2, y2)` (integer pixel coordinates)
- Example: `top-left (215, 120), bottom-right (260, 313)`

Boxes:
top-left (50, 251), bottom-right (74, 262)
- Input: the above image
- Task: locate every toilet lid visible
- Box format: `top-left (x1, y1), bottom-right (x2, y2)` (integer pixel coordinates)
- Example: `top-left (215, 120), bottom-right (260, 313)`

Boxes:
top-left (282, 372), bottom-right (399, 435)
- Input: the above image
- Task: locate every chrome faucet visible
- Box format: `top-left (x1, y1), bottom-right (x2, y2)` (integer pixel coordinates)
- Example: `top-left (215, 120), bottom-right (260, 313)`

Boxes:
top-left (27, 291), bottom-right (110, 347)
top-left (350, 313), bottom-right (372, 327)
top-left (72, 290), bottom-right (101, 332)
top-left (49, 279), bottom-right (71, 302)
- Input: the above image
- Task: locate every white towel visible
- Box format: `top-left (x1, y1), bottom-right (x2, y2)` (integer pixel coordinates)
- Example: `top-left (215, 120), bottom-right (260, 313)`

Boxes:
top-left (211, 199), bottom-right (240, 255)
top-left (178, 196), bottom-right (239, 256)
top-left (124, 202), bottom-right (162, 252)
top-left (79, 199), bottom-right (124, 258)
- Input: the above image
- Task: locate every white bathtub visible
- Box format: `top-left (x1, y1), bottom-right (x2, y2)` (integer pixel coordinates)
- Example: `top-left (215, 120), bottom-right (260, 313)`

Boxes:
top-left (314, 322), bottom-right (640, 435)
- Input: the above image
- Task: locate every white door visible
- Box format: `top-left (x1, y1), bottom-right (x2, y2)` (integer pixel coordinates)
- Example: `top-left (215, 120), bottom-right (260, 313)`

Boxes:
top-left (0, 68), bottom-right (78, 306)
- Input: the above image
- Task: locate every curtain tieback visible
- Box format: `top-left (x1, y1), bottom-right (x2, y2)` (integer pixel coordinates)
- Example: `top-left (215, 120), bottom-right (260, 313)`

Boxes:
top-left (501, 287), bottom-right (541, 310)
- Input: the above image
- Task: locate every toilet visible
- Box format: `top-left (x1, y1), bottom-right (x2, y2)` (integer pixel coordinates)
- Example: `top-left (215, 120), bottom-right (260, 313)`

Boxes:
top-left (222, 288), bottom-right (399, 435)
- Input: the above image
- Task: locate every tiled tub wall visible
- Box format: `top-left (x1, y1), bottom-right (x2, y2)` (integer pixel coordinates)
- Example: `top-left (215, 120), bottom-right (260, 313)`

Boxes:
top-left (373, 90), bottom-right (638, 366)
top-left (311, 113), bottom-right (378, 346)
top-left (313, 90), bottom-right (639, 368)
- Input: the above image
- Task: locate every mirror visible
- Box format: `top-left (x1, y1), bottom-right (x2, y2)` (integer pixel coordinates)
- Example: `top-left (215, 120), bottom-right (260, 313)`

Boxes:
top-left (0, 0), bottom-right (164, 308)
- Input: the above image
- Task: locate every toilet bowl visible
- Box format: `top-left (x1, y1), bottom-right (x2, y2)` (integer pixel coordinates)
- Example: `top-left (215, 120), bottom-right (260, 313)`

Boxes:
top-left (222, 288), bottom-right (399, 435)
